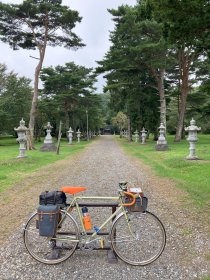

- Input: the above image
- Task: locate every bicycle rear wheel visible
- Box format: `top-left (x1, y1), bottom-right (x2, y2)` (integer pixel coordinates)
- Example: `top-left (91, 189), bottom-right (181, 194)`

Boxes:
top-left (110, 211), bottom-right (166, 266)
top-left (24, 210), bottom-right (79, 264)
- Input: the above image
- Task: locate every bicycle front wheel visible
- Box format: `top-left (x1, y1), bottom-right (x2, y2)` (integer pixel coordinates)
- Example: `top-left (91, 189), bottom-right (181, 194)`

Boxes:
top-left (24, 210), bottom-right (79, 264)
top-left (110, 211), bottom-right (166, 266)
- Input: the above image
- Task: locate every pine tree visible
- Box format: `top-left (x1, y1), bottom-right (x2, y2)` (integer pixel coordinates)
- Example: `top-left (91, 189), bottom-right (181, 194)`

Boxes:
top-left (0, 0), bottom-right (84, 148)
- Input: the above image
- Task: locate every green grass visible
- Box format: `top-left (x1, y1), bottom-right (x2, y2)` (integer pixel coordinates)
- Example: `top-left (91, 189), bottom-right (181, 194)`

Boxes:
top-left (0, 136), bottom-right (91, 192)
top-left (117, 134), bottom-right (210, 210)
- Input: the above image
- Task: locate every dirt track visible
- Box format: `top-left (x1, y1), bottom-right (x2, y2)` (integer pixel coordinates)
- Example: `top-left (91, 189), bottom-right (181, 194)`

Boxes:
top-left (0, 136), bottom-right (209, 280)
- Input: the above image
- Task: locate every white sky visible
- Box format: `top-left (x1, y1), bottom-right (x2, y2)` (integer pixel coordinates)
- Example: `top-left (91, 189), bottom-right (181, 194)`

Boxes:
top-left (0, 0), bottom-right (136, 92)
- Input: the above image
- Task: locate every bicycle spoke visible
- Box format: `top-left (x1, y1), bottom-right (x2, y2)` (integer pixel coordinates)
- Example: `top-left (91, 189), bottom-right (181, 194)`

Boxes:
top-left (23, 211), bottom-right (79, 264)
top-left (110, 211), bottom-right (166, 266)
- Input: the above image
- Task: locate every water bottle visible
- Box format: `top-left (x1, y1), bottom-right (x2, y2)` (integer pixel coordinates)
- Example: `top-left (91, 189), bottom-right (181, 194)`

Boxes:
top-left (82, 207), bottom-right (92, 231)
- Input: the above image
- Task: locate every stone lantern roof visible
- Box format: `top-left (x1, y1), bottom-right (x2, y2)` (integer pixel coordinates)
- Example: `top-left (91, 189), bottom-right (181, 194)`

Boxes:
top-left (14, 118), bottom-right (28, 132)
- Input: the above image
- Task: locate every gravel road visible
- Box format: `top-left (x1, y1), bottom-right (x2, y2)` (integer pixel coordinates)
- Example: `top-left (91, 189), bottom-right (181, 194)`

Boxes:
top-left (0, 136), bottom-right (209, 280)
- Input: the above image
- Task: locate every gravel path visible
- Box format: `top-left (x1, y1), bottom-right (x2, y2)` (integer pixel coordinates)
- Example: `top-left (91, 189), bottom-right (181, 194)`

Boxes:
top-left (0, 135), bottom-right (209, 280)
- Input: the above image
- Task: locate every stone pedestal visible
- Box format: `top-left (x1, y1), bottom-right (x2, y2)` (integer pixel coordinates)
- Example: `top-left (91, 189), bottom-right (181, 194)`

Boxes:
top-left (155, 123), bottom-right (168, 151)
top-left (40, 143), bottom-right (57, 152)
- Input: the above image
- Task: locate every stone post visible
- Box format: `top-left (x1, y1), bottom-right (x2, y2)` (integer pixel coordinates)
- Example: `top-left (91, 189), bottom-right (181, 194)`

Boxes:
top-left (76, 129), bottom-right (81, 143)
top-left (184, 118), bottom-right (201, 160)
top-left (67, 127), bottom-right (74, 144)
top-left (155, 123), bottom-right (168, 151)
top-left (134, 130), bottom-right (139, 143)
top-left (14, 118), bottom-right (28, 158)
top-left (140, 127), bottom-right (147, 144)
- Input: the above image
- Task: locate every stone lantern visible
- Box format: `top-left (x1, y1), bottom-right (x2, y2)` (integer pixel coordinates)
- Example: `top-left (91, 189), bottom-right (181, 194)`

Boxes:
top-left (185, 118), bottom-right (201, 160)
top-left (155, 123), bottom-right (168, 151)
top-left (76, 129), bottom-right (81, 143)
top-left (89, 130), bottom-right (92, 139)
top-left (40, 121), bottom-right (56, 151)
top-left (44, 122), bottom-right (53, 144)
top-left (67, 127), bottom-right (74, 144)
top-left (134, 130), bottom-right (139, 143)
top-left (140, 127), bottom-right (147, 144)
top-left (14, 118), bottom-right (28, 158)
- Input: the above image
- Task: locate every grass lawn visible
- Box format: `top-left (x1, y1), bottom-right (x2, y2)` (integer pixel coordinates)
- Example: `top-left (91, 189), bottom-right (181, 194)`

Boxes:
top-left (0, 136), bottom-right (91, 193)
top-left (117, 134), bottom-right (210, 210)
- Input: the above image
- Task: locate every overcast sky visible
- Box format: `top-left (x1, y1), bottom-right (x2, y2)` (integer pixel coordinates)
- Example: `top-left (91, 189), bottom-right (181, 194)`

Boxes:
top-left (0, 0), bottom-right (136, 92)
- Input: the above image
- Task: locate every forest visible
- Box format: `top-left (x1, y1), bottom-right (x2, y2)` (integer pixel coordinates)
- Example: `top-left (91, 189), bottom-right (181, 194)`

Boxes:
top-left (0, 0), bottom-right (209, 143)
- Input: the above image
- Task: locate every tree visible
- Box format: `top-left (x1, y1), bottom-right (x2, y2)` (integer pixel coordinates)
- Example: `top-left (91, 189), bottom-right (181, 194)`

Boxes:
top-left (97, 2), bottom-right (169, 136)
top-left (39, 62), bottom-right (104, 134)
top-left (112, 111), bottom-right (128, 137)
top-left (149, 0), bottom-right (210, 141)
top-left (0, 0), bottom-right (84, 147)
top-left (40, 62), bottom-right (97, 129)
top-left (0, 64), bottom-right (32, 134)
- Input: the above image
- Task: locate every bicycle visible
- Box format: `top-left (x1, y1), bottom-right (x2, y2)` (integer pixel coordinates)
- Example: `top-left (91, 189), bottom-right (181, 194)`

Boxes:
top-left (23, 182), bottom-right (166, 265)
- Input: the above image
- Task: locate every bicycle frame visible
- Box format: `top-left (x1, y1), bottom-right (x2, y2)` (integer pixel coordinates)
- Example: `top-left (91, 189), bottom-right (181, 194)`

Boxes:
top-left (58, 193), bottom-right (133, 241)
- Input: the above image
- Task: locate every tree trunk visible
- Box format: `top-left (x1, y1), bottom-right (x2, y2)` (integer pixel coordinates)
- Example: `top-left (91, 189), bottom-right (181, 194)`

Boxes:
top-left (28, 46), bottom-right (46, 149)
top-left (174, 50), bottom-right (190, 142)
top-left (28, 20), bottom-right (48, 149)
top-left (64, 100), bottom-right (70, 129)
top-left (157, 69), bottom-right (166, 129)
top-left (151, 68), bottom-right (167, 130)
top-left (127, 114), bottom-right (132, 142)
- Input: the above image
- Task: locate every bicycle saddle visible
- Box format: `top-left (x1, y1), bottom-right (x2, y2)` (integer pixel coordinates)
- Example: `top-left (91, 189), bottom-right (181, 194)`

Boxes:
top-left (61, 186), bottom-right (87, 195)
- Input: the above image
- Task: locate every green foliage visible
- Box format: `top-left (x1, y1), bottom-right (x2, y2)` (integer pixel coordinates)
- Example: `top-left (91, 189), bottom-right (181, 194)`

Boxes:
top-left (0, 0), bottom-right (84, 50)
top-left (100, 92), bottom-right (114, 126)
top-left (150, 0), bottom-right (210, 49)
top-left (118, 134), bottom-right (210, 210)
top-left (0, 64), bottom-right (32, 134)
top-left (0, 0), bottom-right (85, 143)
top-left (112, 111), bottom-right (128, 132)
top-left (167, 89), bottom-right (210, 135)
top-left (97, 2), bottom-right (170, 133)
top-left (149, 0), bottom-right (210, 141)
top-left (201, 276), bottom-right (210, 280)
top-left (0, 136), bottom-right (90, 192)
top-left (39, 62), bottom-right (104, 132)
top-left (96, 0), bottom-right (210, 140)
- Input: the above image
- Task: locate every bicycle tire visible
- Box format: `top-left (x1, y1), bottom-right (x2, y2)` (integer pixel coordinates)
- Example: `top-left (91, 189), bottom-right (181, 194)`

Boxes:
top-left (110, 211), bottom-right (166, 266)
top-left (23, 210), bottom-right (79, 264)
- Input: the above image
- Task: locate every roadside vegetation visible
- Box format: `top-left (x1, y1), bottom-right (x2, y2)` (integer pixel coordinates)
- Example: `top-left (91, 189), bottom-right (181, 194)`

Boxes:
top-left (117, 134), bottom-right (210, 211)
top-left (0, 136), bottom-right (90, 193)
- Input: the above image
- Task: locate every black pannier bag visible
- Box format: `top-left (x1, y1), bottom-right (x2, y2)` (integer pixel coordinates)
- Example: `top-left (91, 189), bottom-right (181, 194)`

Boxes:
top-left (37, 204), bottom-right (60, 237)
top-left (39, 191), bottom-right (67, 207)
